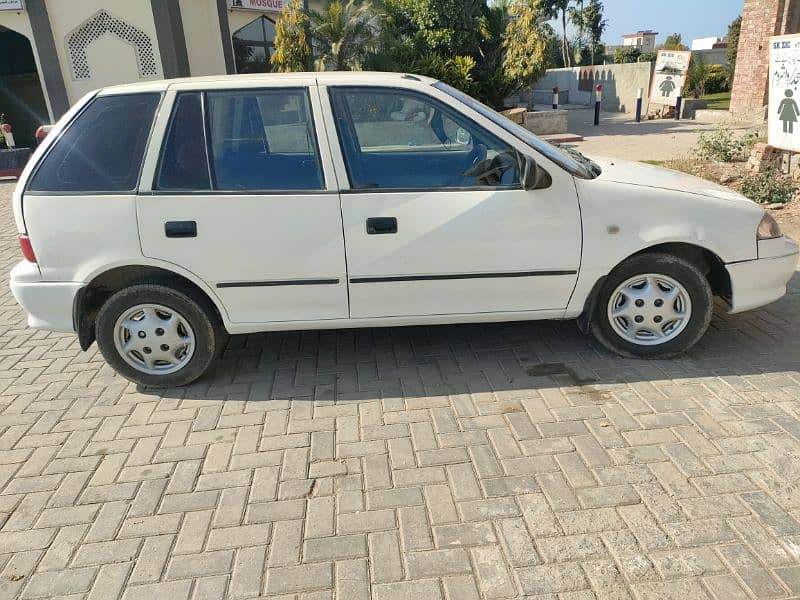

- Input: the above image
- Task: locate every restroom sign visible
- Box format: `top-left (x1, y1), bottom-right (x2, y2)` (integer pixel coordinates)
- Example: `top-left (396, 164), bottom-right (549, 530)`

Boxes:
top-left (229, 0), bottom-right (285, 12)
top-left (649, 50), bottom-right (691, 108)
top-left (0, 0), bottom-right (24, 11)
top-left (769, 34), bottom-right (800, 151)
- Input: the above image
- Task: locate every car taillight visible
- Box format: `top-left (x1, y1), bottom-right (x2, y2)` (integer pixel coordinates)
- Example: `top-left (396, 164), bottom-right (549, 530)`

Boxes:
top-left (19, 235), bottom-right (36, 263)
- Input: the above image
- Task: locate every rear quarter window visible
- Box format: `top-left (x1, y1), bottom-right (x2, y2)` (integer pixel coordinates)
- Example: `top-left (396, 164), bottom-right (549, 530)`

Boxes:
top-left (27, 93), bottom-right (160, 193)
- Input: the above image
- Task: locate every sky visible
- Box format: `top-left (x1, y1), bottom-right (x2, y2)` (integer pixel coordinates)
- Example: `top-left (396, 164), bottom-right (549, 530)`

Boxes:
top-left (596, 0), bottom-right (743, 46)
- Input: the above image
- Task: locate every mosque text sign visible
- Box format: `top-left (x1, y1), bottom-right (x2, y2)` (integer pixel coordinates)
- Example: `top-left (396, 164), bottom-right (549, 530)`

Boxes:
top-left (0, 0), bottom-right (24, 11)
top-left (229, 0), bottom-right (285, 12)
top-left (770, 34), bottom-right (800, 151)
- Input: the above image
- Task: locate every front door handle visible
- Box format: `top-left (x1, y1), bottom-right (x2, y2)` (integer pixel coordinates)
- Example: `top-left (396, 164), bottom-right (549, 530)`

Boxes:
top-left (165, 221), bottom-right (197, 238)
top-left (366, 217), bottom-right (397, 235)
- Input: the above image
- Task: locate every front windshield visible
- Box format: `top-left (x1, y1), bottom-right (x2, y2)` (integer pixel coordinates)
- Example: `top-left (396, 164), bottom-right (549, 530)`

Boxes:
top-left (432, 81), bottom-right (599, 179)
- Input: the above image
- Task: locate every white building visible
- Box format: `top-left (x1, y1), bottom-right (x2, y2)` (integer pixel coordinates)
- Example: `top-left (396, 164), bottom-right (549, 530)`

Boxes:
top-left (622, 30), bottom-right (658, 53)
top-left (0, 0), bottom-right (324, 146)
top-left (692, 36), bottom-right (722, 50)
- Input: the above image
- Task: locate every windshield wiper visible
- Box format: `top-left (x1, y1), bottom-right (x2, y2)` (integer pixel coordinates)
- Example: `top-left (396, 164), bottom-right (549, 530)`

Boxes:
top-left (554, 144), bottom-right (601, 178)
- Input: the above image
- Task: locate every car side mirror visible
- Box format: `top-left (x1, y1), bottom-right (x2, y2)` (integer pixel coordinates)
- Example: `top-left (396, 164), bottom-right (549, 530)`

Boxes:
top-left (522, 155), bottom-right (552, 191)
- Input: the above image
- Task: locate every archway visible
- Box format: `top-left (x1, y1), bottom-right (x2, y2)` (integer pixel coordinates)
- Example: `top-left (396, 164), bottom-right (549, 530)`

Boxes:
top-left (0, 26), bottom-right (48, 147)
top-left (233, 16), bottom-right (277, 74)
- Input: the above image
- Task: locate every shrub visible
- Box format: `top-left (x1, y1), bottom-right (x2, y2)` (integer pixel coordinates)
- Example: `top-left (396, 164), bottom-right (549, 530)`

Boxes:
top-left (693, 127), bottom-right (757, 162)
top-left (740, 171), bottom-right (797, 205)
top-left (704, 64), bottom-right (729, 94)
top-left (614, 46), bottom-right (640, 64)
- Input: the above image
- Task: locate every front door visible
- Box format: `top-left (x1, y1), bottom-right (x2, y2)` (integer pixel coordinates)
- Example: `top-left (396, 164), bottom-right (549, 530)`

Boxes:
top-left (138, 83), bottom-right (348, 325)
top-left (326, 85), bottom-right (582, 319)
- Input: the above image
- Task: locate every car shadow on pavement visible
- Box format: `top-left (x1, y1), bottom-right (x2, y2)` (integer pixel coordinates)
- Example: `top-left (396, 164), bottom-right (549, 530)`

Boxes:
top-left (137, 273), bottom-right (800, 402)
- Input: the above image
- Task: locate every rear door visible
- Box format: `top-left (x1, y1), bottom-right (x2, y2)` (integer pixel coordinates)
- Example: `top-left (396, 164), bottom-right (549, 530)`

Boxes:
top-left (323, 84), bottom-right (582, 319)
top-left (137, 79), bottom-right (349, 325)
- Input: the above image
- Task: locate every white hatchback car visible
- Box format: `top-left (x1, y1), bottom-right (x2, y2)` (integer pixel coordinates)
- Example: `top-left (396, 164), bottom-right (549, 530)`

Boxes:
top-left (10, 72), bottom-right (799, 387)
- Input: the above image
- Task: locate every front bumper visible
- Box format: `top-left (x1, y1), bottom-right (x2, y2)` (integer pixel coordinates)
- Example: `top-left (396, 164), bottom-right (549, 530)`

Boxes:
top-left (727, 237), bottom-right (799, 314)
top-left (9, 261), bottom-right (83, 332)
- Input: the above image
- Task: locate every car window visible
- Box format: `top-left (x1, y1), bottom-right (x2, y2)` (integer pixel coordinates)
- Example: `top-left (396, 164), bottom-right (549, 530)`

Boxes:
top-left (432, 81), bottom-right (596, 178)
top-left (205, 88), bottom-right (324, 191)
top-left (155, 93), bottom-right (211, 191)
top-left (329, 87), bottom-right (521, 190)
top-left (27, 93), bottom-right (160, 193)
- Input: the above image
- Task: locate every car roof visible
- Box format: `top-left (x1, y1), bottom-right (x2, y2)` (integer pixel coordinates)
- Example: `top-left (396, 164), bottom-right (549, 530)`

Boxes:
top-left (98, 71), bottom-right (438, 95)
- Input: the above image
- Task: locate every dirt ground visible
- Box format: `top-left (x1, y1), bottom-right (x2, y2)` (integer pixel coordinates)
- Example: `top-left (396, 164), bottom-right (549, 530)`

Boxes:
top-left (772, 197), bottom-right (800, 241)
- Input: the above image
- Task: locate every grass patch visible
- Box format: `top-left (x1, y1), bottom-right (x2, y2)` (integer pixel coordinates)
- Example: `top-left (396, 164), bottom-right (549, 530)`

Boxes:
top-left (640, 157), bottom-right (721, 183)
top-left (701, 92), bottom-right (731, 111)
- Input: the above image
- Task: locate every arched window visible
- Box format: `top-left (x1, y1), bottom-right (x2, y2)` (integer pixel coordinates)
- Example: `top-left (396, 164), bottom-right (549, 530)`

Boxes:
top-left (233, 16), bottom-right (277, 74)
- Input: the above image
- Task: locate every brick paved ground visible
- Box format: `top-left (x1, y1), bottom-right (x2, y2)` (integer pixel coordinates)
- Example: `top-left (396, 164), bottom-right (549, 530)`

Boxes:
top-left (1, 178), bottom-right (800, 599)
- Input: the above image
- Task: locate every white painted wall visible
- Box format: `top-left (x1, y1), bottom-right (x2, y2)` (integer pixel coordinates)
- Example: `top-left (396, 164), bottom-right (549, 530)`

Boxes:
top-left (180, 0), bottom-right (227, 76)
top-left (691, 37), bottom-right (720, 51)
top-left (623, 34), bottom-right (656, 53)
top-left (536, 62), bottom-right (654, 114)
top-left (45, 0), bottom-right (163, 105)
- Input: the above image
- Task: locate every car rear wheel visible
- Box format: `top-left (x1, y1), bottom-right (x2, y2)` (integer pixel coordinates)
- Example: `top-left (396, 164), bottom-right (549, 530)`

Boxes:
top-left (591, 253), bottom-right (713, 358)
top-left (96, 283), bottom-right (221, 387)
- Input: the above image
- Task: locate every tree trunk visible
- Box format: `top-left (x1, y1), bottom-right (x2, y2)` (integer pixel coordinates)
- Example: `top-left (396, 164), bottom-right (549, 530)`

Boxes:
top-left (561, 11), bottom-right (570, 68)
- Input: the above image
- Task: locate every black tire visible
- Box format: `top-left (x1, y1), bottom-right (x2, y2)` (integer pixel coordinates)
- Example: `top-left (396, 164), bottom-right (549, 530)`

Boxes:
top-left (591, 253), bottom-right (713, 358)
top-left (96, 282), bottom-right (221, 387)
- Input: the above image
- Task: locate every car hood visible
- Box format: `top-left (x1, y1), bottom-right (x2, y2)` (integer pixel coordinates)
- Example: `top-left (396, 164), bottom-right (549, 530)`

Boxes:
top-left (588, 156), bottom-right (756, 206)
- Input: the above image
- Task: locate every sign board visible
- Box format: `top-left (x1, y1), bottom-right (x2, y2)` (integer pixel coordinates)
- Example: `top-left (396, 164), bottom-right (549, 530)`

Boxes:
top-left (229, 0), bottom-right (285, 12)
top-left (649, 50), bottom-right (691, 107)
top-left (0, 0), bottom-right (24, 11)
top-left (769, 34), bottom-right (800, 151)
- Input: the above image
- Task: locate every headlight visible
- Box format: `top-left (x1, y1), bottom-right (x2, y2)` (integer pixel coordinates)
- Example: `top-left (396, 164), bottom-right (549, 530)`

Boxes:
top-left (757, 213), bottom-right (783, 240)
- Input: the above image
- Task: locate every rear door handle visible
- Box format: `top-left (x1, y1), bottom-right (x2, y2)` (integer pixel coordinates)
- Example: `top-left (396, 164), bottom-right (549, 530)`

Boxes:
top-left (366, 217), bottom-right (397, 235)
top-left (165, 221), bottom-right (197, 238)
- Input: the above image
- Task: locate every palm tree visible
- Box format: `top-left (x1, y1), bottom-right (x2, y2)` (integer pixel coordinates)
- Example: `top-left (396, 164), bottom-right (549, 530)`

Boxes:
top-left (569, 0), bottom-right (585, 65)
top-left (310, 0), bottom-right (380, 71)
top-left (583, 0), bottom-right (607, 66)
top-left (546, 0), bottom-right (573, 68)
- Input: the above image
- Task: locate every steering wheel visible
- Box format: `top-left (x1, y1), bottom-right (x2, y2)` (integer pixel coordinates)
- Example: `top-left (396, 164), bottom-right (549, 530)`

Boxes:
top-left (469, 143), bottom-right (488, 167)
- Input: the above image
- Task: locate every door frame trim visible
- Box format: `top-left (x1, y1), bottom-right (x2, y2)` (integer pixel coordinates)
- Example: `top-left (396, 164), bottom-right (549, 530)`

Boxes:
top-left (217, 278), bottom-right (341, 289)
top-left (350, 270), bottom-right (578, 284)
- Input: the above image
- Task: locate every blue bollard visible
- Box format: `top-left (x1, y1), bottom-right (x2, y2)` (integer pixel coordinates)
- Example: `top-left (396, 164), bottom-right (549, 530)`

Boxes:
top-left (635, 88), bottom-right (643, 123)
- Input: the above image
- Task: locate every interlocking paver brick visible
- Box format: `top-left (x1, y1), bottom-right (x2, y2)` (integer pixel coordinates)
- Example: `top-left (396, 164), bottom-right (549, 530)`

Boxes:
top-left (373, 580), bottom-right (443, 600)
top-left (264, 562), bottom-right (333, 594)
top-left (0, 180), bottom-right (799, 597)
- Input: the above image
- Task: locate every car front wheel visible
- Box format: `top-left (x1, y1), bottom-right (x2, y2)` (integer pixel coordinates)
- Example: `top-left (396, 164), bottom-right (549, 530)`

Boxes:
top-left (95, 283), bottom-right (221, 387)
top-left (591, 253), bottom-right (714, 358)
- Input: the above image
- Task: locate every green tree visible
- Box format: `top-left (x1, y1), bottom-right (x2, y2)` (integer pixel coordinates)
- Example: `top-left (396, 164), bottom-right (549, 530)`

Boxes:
top-left (582, 0), bottom-right (606, 66)
top-left (661, 33), bottom-right (688, 51)
top-left (270, 0), bottom-right (312, 72)
top-left (472, 0), bottom-right (516, 106)
top-left (380, 0), bottom-right (485, 58)
top-left (369, 0), bottom-right (485, 96)
top-left (545, 0), bottom-right (574, 68)
top-left (310, 0), bottom-right (381, 71)
top-left (503, 0), bottom-right (551, 93)
top-left (685, 52), bottom-right (708, 98)
top-left (614, 46), bottom-right (641, 64)
top-left (726, 15), bottom-right (742, 85)
top-left (568, 0), bottom-right (585, 65)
